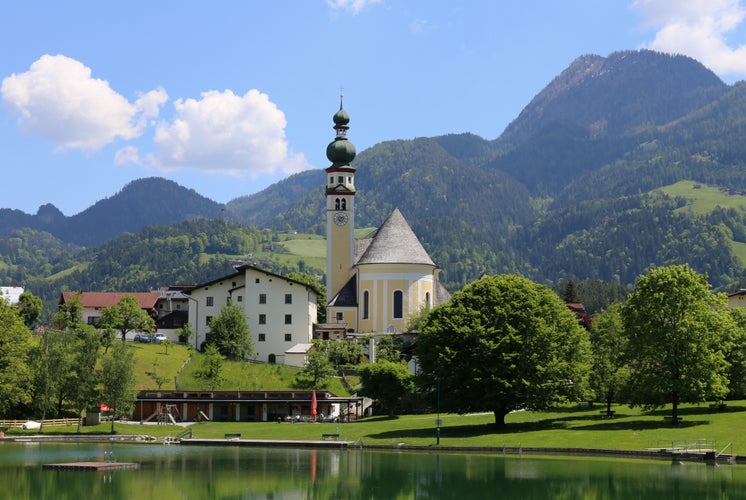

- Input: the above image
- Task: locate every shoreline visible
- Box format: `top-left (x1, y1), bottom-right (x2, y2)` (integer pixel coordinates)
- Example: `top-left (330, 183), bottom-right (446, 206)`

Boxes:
top-left (3, 434), bottom-right (741, 465)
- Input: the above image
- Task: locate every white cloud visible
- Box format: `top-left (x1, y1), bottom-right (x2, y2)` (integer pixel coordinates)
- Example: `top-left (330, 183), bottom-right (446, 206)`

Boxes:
top-left (1, 54), bottom-right (165, 152)
top-left (114, 145), bottom-right (142, 166)
top-left (326, 0), bottom-right (380, 15)
top-left (150, 89), bottom-right (308, 177)
top-left (632, 0), bottom-right (746, 76)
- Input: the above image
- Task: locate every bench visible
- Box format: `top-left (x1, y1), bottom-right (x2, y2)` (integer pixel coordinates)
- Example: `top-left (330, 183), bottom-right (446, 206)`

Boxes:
top-left (225, 433), bottom-right (241, 439)
top-left (663, 416), bottom-right (683, 424)
top-left (322, 433), bottom-right (339, 441)
top-left (599, 410), bottom-right (616, 418)
top-left (577, 401), bottom-right (594, 409)
top-left (709, 403), bottom-right (727, 412)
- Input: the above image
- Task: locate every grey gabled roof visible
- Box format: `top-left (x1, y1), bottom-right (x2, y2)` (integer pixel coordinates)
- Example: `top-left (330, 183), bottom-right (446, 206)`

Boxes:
top-left (355, 208), bottom-right (435, 266)
top-left (328, 275), bottom-right (358, 307)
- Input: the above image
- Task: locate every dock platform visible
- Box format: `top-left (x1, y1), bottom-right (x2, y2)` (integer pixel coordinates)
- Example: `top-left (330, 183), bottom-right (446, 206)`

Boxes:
top-left (43, 461), bottom-right (140, 471)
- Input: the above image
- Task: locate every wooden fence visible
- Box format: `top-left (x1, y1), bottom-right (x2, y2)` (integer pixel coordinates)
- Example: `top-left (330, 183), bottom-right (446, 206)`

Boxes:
top-left (0, 418), bottom-right (79, 429)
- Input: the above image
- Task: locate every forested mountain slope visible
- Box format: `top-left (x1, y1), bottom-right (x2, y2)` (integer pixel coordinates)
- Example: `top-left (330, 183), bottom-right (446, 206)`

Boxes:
top-left (4, 49), bottom-right (746, 301)
top-left (0, 178), bottom-right (225, 247)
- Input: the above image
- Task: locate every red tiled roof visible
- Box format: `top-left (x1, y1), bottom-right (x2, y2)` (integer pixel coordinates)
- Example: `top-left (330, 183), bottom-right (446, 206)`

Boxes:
top-left (60, 292), bottom-right (160, 309)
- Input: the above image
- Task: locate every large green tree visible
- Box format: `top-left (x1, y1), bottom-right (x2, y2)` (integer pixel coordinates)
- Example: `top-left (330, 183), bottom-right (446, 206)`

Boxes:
top-left (204, 303), bottom-right (253, 360)
top-left (589, 303), bottom-right (629, 414)
top-left (725, 308), bottom-right (746, 399)
top-left (16, 291), bottom-right (42, 328)
top-left (295, 348), bottom-right (336, 390)
top-left (622, 264), bottom-right (730, 423)
top-left (416, 274), bottom-right (592, 427)
top-left (32, 329), bottom-right (78, 428)
top-left (71, 327), bottom-right (101, 433)
top-left (51, 292), bottom-right (85, 330)
top-left (99, 295), bottom-right (155, 342)
top-left (0, 300), bottom-right (33, 417)
top-left (359, 360), bottom-right (414, 417)
top-left (100, 341), bottom-right (137, 432)
top-left (374, 335), bottom-right (405, 363)
top-left (195, 345), bottom-right (225, 391)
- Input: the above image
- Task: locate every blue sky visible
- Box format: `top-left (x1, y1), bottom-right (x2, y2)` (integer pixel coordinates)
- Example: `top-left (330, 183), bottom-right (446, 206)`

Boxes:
top-left (3, 1), bottom-right (746, 216)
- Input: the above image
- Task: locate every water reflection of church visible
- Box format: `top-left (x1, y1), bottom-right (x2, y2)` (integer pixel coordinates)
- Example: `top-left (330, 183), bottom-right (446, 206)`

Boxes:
top-left (134, 390), bottom-right (365, 423)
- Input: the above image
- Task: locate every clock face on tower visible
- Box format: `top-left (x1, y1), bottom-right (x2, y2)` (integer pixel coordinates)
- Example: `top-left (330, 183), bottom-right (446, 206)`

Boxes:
top-left (333, 212), bottom-right (349, 226)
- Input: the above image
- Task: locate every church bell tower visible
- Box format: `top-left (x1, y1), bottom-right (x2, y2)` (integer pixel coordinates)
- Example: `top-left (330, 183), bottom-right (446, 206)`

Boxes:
top-left (325, 97), bottom-right (357, 301)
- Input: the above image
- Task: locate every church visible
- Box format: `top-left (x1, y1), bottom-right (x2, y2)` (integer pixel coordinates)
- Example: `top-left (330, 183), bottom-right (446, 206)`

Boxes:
top-left (316, 99), bottom-right (450, 341)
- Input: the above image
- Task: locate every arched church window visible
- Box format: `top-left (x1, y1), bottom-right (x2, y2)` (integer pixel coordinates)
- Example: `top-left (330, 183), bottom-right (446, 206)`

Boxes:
top-left (362, 290), bottom-right (370, 319)
top-left (335, 198), bottom-right (340, 210)
top-left (341, 199), bottom-right (347, 210)
top-left (425, 292), bottom-right (431, 310)
top-left (393, 290), bottom-right (403, 319)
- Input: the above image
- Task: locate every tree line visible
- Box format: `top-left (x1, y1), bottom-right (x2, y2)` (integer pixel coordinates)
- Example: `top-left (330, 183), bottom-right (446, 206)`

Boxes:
top-left (358, 265), bottom-right (745, 427)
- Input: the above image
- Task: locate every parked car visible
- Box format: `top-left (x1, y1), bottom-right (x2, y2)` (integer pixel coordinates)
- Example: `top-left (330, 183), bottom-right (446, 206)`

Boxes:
top-left (134, 333), bottom-right (151, 343)
top-left (152, 333), bottom-right (168, 344)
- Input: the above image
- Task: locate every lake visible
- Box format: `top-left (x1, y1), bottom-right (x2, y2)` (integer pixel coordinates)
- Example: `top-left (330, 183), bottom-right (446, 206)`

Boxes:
top-left (0, 442), bottom-right (743, 499)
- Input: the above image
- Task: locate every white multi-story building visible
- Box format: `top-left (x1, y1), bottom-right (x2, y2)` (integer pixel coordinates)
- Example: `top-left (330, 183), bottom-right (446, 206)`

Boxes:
top-left (0, 286), bottom-right (24, 305)
top-left (187, 264), bottom-right (319, 364)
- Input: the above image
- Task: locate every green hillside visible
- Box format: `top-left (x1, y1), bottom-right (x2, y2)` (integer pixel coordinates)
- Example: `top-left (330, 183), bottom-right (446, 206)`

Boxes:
top-left (131, 342), bottom-right (351, 395)
top-left (658, 180), bottom-right (746, 214)
top-left (657, 180), bottom-right (746, 265)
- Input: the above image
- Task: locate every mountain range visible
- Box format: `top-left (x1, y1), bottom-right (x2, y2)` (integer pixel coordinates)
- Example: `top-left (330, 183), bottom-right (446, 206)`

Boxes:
top-left (3, 49), bottom-right (746, 299)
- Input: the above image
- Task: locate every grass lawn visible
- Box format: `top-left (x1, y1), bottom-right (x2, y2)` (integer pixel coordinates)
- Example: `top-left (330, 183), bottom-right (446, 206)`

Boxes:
top-left (176, 354), bottom-right (350, 395)
top-left (27, 401), bottom-right (746, 455)
top-left (132, 344), bottom-right (351, 395)
top-left (129, 342), bottom-right (191, 389)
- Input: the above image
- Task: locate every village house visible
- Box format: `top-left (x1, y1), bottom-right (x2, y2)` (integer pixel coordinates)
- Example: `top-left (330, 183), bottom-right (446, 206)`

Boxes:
top-left (186, 264), bottom-right (319, 364)
top-left (58, 287), bottom-right (193, 341)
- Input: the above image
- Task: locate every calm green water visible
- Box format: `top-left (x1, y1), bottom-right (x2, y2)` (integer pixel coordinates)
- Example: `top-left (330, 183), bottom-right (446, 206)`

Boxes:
top-left (0, 442), bottom-right (743, 499)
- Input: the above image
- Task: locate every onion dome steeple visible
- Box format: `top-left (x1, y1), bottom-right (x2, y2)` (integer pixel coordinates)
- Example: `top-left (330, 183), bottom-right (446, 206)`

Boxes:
top-left (326, 95), bottom-right (356, 168)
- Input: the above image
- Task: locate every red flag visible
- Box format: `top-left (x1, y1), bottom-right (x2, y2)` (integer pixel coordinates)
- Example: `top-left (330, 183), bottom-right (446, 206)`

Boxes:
top-left (311, 391), bottom-right (318, 420)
